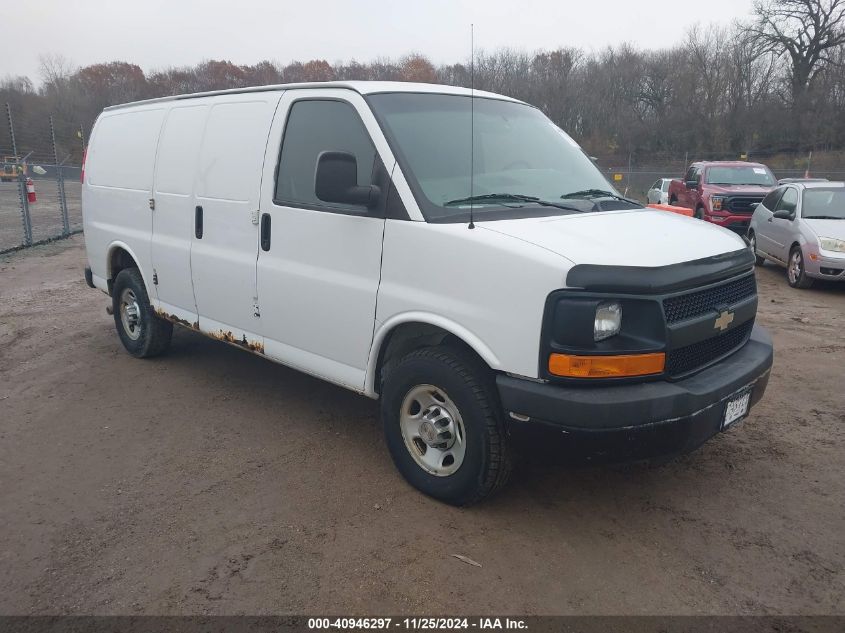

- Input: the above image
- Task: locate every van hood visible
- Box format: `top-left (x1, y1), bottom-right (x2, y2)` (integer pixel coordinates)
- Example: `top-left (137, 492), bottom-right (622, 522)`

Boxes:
top-left (804, 218), bottom-right (845, 240)
top-left (478, 209), bottom-right (746, 267)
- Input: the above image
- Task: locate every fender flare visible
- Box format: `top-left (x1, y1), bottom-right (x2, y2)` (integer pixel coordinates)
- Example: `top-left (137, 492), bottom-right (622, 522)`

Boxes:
top-left (106, 240), bottom-right (153, 293)
top-left (364, 311), bottom-right (502, 398)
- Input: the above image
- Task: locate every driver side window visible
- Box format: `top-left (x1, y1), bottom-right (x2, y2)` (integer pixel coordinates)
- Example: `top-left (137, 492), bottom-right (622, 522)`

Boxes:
top-left (776, 188), bottom-right (799, 216)
top-left (761, 187), bottom-right (783, 211)
top-left (274, 99), bottom-right (378, 213)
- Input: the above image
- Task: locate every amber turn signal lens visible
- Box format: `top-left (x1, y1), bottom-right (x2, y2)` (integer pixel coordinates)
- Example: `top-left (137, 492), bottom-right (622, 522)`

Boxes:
top-left (548, 352), bottom-right (665, 378)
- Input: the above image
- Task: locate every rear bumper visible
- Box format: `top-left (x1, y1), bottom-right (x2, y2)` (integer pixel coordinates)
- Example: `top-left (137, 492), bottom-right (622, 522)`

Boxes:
top-left (497, 325), bottom-right (773, 461)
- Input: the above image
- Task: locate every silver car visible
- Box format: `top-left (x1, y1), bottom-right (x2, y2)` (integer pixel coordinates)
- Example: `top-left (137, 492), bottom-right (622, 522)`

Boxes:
top-left (748, 181), bottom-right (845, 288)
top-left (646, 178), bottom-right (672, 205)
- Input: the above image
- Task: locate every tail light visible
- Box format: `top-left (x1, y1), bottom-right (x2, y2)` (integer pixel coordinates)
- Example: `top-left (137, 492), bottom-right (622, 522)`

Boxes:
top-left (80, 148), bottom-right (87, 184)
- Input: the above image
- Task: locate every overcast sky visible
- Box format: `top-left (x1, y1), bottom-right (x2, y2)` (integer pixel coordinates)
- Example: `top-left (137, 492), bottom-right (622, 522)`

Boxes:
top-left (3, 0), bottom-right (756, 82)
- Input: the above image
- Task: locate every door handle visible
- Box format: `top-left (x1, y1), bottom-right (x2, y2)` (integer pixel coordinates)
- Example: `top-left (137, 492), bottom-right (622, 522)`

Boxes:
top-left (195, 205), bottom-right (203, 239)
top-left (260, 213), bottom-right (271, 251)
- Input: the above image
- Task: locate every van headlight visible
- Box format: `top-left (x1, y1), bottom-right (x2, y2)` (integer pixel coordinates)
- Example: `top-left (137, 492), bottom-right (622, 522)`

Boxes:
top-left (594, 301), bottom-right (622, 341)
top-left (819, 237), bottom-right (845, 253)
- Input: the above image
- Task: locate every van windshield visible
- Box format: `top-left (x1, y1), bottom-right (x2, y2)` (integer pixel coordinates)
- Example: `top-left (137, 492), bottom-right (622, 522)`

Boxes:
top-left (368, 92), bottom-right (628, 222)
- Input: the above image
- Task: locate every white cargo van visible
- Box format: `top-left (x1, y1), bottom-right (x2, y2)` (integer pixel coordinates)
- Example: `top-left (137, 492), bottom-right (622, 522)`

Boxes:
top-left (82, 81), bottom-right (773, 505)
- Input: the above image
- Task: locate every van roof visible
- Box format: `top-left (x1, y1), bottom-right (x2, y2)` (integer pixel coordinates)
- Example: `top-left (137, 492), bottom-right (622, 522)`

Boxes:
top-left (102, 81), bottom-right (525, 112)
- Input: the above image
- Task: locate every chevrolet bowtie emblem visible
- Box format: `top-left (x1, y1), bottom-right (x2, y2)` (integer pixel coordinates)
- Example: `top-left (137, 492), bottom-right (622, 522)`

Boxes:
top-left (714, 310), bottom-right (735, 332)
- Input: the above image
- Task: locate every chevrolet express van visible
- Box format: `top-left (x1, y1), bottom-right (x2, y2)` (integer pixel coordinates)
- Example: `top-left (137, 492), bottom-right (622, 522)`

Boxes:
top-left (82, 82), bottom-right (773, 505)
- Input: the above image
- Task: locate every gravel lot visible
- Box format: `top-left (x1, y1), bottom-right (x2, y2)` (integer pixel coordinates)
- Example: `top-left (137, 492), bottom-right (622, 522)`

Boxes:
top-left (0, 236), bottom-right (843, 615)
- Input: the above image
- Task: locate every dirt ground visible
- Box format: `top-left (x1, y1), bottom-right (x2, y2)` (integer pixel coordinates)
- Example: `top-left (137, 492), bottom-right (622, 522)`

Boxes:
top-left (0, 236), bottom-right (843, 616)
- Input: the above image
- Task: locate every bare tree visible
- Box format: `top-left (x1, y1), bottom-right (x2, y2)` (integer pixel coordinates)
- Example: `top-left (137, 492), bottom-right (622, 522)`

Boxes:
top-left (0, 75), bottom-right (35, 93)
top-left (745, 0), bottom-right (845, 104)
top-left (3, 33), bottom-right (845, 163)
top-left (38, 53), bottom-right (77, 88)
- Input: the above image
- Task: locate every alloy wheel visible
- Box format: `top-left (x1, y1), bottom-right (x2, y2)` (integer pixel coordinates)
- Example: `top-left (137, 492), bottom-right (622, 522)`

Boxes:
top-left (789, 250), bottom-right (802, 285)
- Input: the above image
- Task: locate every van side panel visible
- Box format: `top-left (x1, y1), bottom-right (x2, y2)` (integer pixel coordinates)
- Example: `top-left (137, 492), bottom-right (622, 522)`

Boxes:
top-left (190, 95), bottom-right (280, 345)
top-left (151, 104), bottom-right (210, 324)
top-left (83, 107), bottom-right (166, 289)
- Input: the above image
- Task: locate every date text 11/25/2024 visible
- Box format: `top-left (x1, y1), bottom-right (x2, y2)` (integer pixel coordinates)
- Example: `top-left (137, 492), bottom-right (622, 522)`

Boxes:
top-left (307, 617), bottom-right (528, 630)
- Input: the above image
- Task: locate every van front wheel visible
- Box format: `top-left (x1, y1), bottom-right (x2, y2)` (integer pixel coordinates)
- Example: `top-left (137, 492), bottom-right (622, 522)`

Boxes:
top-left (381, 345), bottom-right (511, 506)
top-left (111, 268), bottom-right (173, 358)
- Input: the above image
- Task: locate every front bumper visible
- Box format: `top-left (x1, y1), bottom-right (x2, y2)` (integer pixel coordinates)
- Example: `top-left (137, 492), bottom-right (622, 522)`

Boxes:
top-left (806, 253), bottom-right (845, 280)
top-left (497, 325), bottom-right (773, 462)
top-left (706, 212), bottom-right (753, 233)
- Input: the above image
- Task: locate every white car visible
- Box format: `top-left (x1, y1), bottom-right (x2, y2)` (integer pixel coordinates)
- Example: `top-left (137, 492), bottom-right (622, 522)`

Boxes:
top-left (82, 81), bottom-right (773, 505)
top-left (647, 178), bottom-right (673, 205)
top-left (748, 181), bottom-right (845, 288)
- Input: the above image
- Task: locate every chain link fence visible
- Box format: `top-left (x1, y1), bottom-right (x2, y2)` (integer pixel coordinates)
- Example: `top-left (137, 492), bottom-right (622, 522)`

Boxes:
top-left (594, 150), bottom-right (845, 203)
top-left (1, 102), bottom-right (84, 253)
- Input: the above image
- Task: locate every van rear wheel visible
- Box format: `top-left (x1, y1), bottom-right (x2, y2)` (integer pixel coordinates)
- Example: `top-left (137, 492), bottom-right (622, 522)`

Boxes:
top-left (380, 345), bottom-right (511, 506)
top-left (111, 268), bottom-right (173, 357)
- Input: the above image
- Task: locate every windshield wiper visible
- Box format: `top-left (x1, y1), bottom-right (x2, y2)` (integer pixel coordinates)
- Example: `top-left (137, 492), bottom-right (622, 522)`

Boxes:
top-left (560, 189), bottom-right (640, 204)
top-left (444, 193), bottom-right (583, 212)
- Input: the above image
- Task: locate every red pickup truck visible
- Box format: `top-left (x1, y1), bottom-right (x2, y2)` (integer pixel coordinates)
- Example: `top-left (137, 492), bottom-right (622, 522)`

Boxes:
top-left (667, 161), bottom-right (777, 232)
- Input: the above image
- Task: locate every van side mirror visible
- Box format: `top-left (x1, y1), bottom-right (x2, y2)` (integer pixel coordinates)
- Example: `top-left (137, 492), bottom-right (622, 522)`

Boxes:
top-left (315, 151), bottom-right (380, 208)
top-left (772, 209), bottom-right (794, 220)
top-left (685, 180), bottom-right (698, 189)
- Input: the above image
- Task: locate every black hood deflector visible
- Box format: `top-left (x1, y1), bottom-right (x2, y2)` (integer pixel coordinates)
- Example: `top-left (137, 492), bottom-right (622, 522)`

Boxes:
top-left (565, 248), bottom-right (755, 294)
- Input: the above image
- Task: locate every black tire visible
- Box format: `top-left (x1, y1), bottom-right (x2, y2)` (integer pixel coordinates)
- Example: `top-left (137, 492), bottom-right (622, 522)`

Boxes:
top-left (694, 205), bottom-right (705, 220)
top-left (380, 345), bottom-right (511, 506)
top-left (111, 267), bottom-right (173, 357)
top-left (669, 196), bottom-right (677, 206)
top-left (787, 245), bottom-right (815, 289)
top-left (748, 231), bottom-right (765, 266)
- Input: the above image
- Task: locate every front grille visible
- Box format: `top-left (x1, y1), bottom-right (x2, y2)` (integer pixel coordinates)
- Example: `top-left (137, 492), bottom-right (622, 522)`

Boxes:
top-left (726, 195), bottom-right (765, 214)
top-left (663, 274), bottom-right (756, 324)
top-left (666, 320), bottom-right (754, 377)
top-left (725, 222), bottom-right (752, 234)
